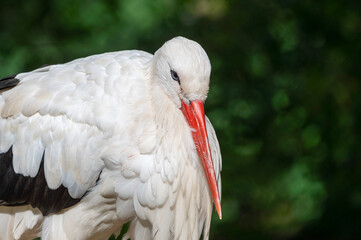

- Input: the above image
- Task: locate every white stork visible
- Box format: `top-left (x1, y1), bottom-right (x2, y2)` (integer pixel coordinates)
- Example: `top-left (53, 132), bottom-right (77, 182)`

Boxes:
top-left (0, 36), bottom-right (222, 240)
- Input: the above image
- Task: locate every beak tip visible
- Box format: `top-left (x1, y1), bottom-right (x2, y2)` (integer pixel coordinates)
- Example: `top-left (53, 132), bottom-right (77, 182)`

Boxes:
top-left (215, 201), bottom-right (222, 220)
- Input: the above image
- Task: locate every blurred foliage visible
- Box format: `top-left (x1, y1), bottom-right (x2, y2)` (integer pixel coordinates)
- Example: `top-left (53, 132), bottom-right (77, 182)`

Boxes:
top-left (1, 0), bottom-right (361, 239)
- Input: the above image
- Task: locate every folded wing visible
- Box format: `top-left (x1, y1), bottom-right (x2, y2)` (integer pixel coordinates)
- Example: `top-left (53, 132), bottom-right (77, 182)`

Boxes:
top-left (0, 51), bottom-right (151, 215)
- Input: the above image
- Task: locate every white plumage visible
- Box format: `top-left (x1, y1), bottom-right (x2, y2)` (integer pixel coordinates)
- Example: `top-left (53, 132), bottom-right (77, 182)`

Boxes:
top-left (0, 37), bottom-right (222, 240)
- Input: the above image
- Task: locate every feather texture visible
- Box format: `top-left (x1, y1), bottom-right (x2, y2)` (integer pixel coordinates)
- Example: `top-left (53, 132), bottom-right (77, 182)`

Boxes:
top-left (0, 37), bottom-right (221, 239)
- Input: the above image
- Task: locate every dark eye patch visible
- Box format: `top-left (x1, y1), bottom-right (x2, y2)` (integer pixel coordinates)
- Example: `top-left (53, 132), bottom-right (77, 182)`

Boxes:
top-left (170, 70), bottom-right (180, 84)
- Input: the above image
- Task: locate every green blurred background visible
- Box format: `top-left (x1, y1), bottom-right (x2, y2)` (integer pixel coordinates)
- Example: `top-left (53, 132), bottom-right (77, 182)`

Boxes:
top-left (1, 0), bottom-right (361, 239)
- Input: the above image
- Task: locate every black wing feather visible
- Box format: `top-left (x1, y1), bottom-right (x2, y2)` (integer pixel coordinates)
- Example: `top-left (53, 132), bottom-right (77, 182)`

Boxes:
top-left (0, 75), bottom-right (20, 90)
top-left (0, 73), bottom-right (101, 216)
top-left (0, 147), bottom-right (82, 216)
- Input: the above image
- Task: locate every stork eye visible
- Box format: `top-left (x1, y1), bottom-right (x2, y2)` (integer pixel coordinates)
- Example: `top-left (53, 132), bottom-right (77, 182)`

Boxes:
top-left (171, 70), bottom-right (180, 83)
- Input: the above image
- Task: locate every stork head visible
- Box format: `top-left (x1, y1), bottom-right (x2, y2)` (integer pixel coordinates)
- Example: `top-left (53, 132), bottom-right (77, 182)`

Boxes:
top-left (153, 37), bottom-right (211, 107)
top-left (153, 37), bottom-right (222, 219)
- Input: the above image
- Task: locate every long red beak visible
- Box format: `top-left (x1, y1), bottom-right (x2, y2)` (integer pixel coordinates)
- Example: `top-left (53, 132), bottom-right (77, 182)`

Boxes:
top-left (181, 100), bottom-right (222, 219)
